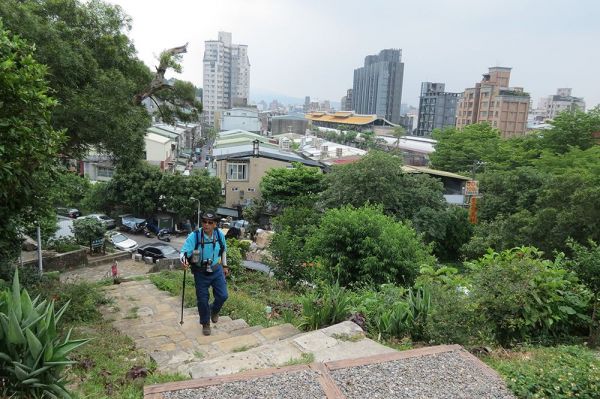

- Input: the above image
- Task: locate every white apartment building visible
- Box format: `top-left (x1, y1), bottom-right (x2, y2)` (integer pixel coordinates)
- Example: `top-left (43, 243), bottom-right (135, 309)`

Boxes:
top-left (537, 88), bottom-right (585, 121)
top-left (203, 32), bottom-right (250, 126)
top-left (217, 107), bottom-right (260, 132)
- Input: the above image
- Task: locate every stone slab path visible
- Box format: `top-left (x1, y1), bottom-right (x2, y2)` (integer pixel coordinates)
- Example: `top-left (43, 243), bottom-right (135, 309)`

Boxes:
top-left (99, 280), bottom-right (396, 377)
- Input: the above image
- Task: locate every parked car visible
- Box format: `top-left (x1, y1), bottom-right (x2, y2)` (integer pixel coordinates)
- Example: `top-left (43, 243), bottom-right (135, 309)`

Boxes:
top-left (106, 231), bottom-right (138, 252)
top-left (77, 213), bottom-right (116, 230)
top-left (56, 207), bottom-right (81, 219)
top-left (137, 243), bottom-right (179, 263)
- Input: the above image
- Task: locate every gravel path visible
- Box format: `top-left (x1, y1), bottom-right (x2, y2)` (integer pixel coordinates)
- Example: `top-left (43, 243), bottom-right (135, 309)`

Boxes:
top-left (330, 350), bottom-right (515, 399)
top-left (162, 369), bottom-right (326, 399)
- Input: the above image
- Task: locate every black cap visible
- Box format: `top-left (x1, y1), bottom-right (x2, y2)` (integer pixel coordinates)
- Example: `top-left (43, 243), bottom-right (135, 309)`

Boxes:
top-left (201, 211), bottom-right (218, 221)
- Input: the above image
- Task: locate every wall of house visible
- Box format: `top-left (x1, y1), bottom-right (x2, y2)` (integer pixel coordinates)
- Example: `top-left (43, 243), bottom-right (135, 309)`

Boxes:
top-left (216, 157), bottom-right (293, 207)
top-left (145, 139), bottom-right (171, 163)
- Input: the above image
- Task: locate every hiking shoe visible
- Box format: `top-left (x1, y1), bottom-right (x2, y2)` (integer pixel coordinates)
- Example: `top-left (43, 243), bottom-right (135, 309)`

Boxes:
top-left (211, 312), bottom-right (219, 323)
top-left (202, 323), bottom-right (211, 336)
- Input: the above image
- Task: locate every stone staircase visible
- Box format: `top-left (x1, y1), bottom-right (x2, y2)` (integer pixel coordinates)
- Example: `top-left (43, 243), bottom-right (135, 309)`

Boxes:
top-left (101, 279), bottom-right (396, 378)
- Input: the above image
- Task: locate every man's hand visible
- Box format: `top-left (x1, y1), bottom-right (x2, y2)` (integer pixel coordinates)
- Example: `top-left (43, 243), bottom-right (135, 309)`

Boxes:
top-left (180, 253), bottom-right (189, 270)
top-left (223, 266), bottom-right (230, 277)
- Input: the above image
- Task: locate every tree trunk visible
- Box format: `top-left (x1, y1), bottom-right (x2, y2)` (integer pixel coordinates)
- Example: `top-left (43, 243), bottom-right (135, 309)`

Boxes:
top-left (133, 43), bottom-right (188, 105)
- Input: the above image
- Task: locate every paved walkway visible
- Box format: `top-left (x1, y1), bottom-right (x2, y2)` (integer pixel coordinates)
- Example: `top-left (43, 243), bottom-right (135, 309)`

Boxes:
top-left (60, 259), bottom-right (153, 282)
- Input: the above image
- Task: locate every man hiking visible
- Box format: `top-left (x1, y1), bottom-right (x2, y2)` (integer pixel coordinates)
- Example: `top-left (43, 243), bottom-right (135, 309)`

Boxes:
top-left (180, 211), bottom-right (229, 336)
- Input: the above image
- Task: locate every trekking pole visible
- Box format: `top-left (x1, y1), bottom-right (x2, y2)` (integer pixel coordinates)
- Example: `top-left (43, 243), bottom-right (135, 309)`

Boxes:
top-left (180, 267), bottom-right (186, 325)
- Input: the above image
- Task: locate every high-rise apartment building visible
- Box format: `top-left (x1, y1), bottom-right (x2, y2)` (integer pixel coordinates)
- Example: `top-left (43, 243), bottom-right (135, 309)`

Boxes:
top-left (203, 32), bottom-right (250, 126)
top-left (340, 89), bottom-right (353, 111)
top-left (538, 88), bottom-right (585, 120)
top-left (352, 49), bottom-right (404, 124)
top-left (456, 67), bottom-right (530, 138)
top-left (416, 82), bottom-right (459, 136)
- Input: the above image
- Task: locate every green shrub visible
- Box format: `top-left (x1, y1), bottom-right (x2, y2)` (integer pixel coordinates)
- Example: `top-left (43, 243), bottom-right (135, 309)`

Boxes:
top-left (486, 345), bottom-right (600, 399)
top-left (299, 282), bottom-right (352, 330)
top-left (47, 236), bottom-right (81, 253)
top-left (52, 282), bottom-right (109, 323)
top-left (350, 284), bottom-right (431, 341)
top-left (0, 269), bottom-right (89, 398)
top-left (423, 283), bottom-right (491, 346)
top-left (306, 205), bottom-right (435, 287)
top-left (227, 238), bottom-right (250, 259)
top-left (225, 244), bottom-right (243, 278)
top-left (469, 247), bottom-right (592, 346)
top-left (72, 217), bottom-right (105, 249)
top-left (412, 206), bottom-right (473, 261)
top-left (269, 206), bottom-right (319, 285)
top-left (566, 239), bottom-right (600, 345)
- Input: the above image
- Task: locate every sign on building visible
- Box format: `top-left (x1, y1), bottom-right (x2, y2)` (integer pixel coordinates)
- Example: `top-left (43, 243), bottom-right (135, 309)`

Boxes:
top-left (465, 180), bottom-right (479, 196)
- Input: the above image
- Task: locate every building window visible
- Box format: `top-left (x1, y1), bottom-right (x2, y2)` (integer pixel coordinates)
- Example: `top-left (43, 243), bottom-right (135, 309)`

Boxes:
top-left (227, 162), bottom-right (248, 181)
top-left (97, 167), bottom-right (114, 178)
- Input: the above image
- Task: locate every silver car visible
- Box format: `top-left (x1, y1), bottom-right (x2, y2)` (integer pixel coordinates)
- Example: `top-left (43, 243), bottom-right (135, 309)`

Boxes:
top-left (78, 213), bottom-right (116, 229)
top-left (106, 232), bottom-right (138, 252)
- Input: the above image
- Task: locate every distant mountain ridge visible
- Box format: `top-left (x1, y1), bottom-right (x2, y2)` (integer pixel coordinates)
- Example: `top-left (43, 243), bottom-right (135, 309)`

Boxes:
top-left (250, 87), bottom-right (340, 109)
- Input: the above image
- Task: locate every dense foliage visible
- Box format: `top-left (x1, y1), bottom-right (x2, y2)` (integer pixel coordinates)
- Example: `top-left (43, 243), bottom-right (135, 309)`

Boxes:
top-left (565, 240), bottom-right (600, 344)
top-left (321, 151), bottom-right (446, 220)
top-left (426, 108), bottom-right (600, 259)
top-left (0, 0), bottom-right (151, 164)
top-left (102, 163), bottom-right (221, 219)
top-left (468, 247), bottom-right (591, 346)
top-left (430, 124), bottom-right (503, 174)
top-left (486, 345), bottom-right (600, 399)
top-left (0, 23), bottom-right (64, 279)
top-left (269, 206), bottom-right (320, 284)
top-left (260, 163), bottom-right (325, 208)
top-left (72, 218), bottom-right (105, 248)
top-left (306, 206), bottom-right (435, 287)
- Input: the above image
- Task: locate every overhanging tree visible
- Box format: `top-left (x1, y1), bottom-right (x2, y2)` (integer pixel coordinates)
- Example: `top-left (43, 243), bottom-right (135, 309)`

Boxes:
top-left (0, 0), bottom-right (201, 166)
top-left (0, 22), bottom-right (64, 277)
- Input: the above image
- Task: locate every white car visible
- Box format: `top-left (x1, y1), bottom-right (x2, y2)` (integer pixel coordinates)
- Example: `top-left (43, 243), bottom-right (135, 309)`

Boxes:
top-left (106, 232), bottom-right (138, 252)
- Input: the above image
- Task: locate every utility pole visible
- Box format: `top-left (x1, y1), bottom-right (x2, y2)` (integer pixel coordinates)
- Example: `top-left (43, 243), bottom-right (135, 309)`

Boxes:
top-left (36, 224), bottom-right (43, 275)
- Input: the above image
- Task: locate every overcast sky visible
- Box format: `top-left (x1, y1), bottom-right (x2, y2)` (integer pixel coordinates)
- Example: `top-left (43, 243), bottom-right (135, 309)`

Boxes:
top-left (108, 0), bottom-right (600, 108)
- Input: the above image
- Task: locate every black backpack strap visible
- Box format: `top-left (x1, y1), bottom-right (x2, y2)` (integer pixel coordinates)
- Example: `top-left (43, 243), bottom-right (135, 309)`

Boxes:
top-left (194, 230), bottom-right (200, 250)
top-left (216, 229), bottom-right (225, 257)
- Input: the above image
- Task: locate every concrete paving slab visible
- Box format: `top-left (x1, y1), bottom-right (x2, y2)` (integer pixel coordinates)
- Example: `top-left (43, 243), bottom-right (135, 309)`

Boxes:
top-left (257, 323), bottom-right (300, 341)
top-left (213, 334), bottom-right (260, 353)
top-left (293, 331), bottom-right (338, 352)
top-left (186, 352), bottom-right (270, 378)
top-left (313, 338), bottom-right (396, 363)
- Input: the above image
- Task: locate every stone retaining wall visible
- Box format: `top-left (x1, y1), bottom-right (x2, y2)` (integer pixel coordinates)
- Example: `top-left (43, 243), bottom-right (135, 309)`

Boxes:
top-left (22, 248), bottom-right (87, 271)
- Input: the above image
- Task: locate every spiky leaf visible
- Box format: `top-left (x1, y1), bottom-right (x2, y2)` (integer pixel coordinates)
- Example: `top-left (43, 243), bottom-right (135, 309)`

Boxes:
top-left (21, 289), bottom-right (34, 320)
top-left (7, 309), bottom-right (26, 345)
top-left (25, 328), bottom-right (43, 360)
top-left (52, 339), bottom-right (90, 360)
top-left (11, 269), bottom-right (22, 321)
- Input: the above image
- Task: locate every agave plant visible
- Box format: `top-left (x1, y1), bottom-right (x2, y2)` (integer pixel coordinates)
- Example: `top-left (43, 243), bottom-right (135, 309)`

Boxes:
top-left (0, 269), bottom-right (89, 398)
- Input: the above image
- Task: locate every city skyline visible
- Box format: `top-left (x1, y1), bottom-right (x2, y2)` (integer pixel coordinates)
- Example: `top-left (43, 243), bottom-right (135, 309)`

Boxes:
top-left (107, 0), bottom-right (600, 108)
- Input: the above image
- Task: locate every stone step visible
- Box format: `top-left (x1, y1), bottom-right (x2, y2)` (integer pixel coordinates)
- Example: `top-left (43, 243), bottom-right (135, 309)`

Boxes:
top-left (157, 323), bottom-right (302, 373)
top-left (255, 323), bottom-right (300, 342)
top-left (180, 321), bottom-right (397, 379)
